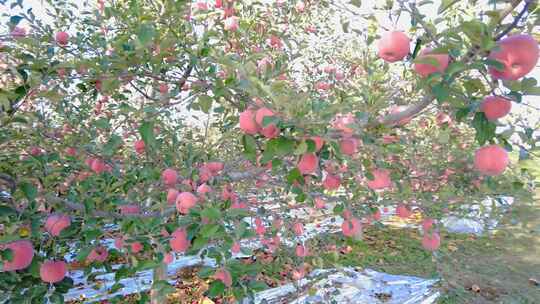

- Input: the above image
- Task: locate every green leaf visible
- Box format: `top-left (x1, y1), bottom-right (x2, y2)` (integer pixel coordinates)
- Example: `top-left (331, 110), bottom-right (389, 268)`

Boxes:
top-left (137, 23), bottom-right (156, 47)
top-left (461, 20), bottom-right (489, 44)
top-left (1, 247), bottom-right (13, 261)
top-left (275, 137), bottom-right (295, 156)
top-left (208, 281), bottom-right (226, 297)
top-left (197, 95), bottom-right (213, 114)
top-left (350, 0), bottom-right (361, 7)
top-left (19, 181), bottom-right (37, 201)
top-left (248, 280), bottom-right (268, 291)
top-left (0, 205), bottom-right (17, 216)
top-left (438, 0), bottom-right (459, 14)
top-left (200, 224), bottom-right (220, 238)
top-left (294, 141), bottom-right (308, 155)
top-left (411, 39), bottom-right (422, 59)
top-left (414, 55), bottom-right (441, 67)
top-left (201, 207), bottom-right (221, 220)
top-left (432, 83), bottom-right (449, 102)
top-left (241, 134), bottom-right (257, 162)
top-left (286, 168), bottom-right (304, 185)
top-left (191, 237), bottom-right (208, 251)
top-left (139, 121), bottom-right (156, 149)
top-left (103, 135), bottom-right (123, 157)
top-left (94, 117), bottom-right (110, 129)
top-left (472, 112), bottom-right (496, 145)
top-left (9, 16), bottom-right (23, 25)
top-left (483, 59), bottom-right (504, 71)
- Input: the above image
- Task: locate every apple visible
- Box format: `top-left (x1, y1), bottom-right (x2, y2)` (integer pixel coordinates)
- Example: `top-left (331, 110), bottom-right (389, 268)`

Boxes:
top-left (340, 137), bottom-right (358, 155)
top-left (341, 217), bottom-right (361, 237)
top-left (176, 192), bottom-right (198, 214)
top-left (396, 204), bottom-right (412, 218)
top-left (161, 168), bottom-right (178, 186)
top-left (40, 260), bottom-right (67, 283)
top-left (480, 96), bottom-right (512, 121)
top-left (170, 228), bottom-right (190, 252)
top-left (474, 145), bottom-right (509, 176)
top-left (45, 214), bottom-right (71, 236)
top-left (366, 168), bottom-right (392, 190)
top-left (323, 173), bottom-right (341, 190)
top-left (55, 31), bottom-right (69, 46)
top-left (239, 109), bottom-right (259, 134)
top-left (0, 240), bottom-right (34, 271)
top-left (214, 268), bottom-right (232, 287)
top-left (422, 232), bottom-right (441, 251)
top-left (131, 242), bottom-right (143, 253)
top-left (86, 246), bottom-right (108, 263)
top-left (377, 31), bottom-right (410, 62)
top-left (488, 34), bottom-right (539, 80)
top-left (298, 153), bottom-right (318, 174)
top-left (293, 222), bottom-right (304, 236)
top-left (413, 48), bottom-right (449, 77)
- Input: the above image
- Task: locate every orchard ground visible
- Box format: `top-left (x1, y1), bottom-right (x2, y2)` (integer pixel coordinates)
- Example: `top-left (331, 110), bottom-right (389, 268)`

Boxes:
top-left (68, 208), bottom-right (540, 304)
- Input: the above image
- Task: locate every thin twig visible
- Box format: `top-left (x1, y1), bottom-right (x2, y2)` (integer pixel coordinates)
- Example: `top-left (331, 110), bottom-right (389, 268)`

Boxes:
top-left (494, 0), bottom-right (532, 41)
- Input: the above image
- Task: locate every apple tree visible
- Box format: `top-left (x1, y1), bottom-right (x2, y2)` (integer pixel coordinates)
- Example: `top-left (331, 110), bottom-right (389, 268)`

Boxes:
top-left (0, 0), bottom-right (539, 303)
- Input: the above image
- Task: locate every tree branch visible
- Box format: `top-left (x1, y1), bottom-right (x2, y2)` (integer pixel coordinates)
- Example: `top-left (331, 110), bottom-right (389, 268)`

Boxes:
top-left (495, 0), bottom-right (532, 41)
top-left (372, 94), bottom-right (434, 127)
top-left (129, 81), bottom-right (158, 101)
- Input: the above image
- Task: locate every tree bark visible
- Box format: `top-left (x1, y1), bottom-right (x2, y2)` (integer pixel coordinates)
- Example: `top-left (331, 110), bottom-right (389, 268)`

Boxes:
top-left (150, 262), bottom-right (168, 304)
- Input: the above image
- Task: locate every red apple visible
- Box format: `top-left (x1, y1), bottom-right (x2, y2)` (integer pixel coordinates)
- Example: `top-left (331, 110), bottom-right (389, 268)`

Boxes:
top-left (170, 228), bottom-right (190, 252)
top-left (40, 260), bottom-right (67, 283)
top-left (166, 189), bottom-right (179, 206)
top-left (341, 217), bottom-right (362, 237)
top-left (377, 31), bottom-right (410, 62)
top-left (298, 153), bottom-right (318, 174)
top-left (161, 168), bottom-right (178, 186)
top-left (86, 246), bottom-right (108, 263)
top-left (176, 192), bottom-right (198, 214)
top-left (214, 268), bottom-right (232, 287)
top-left (0, 240), bottom-right (34, 271)
top-left (480, 96), bottom-right (512, 121)
top-left (323, 173), bottom-right (341, 190)
top-left (339, 137), bottom-right (358, 155)
top-left (366, 168), bottom-right (392, 190)
top-left (488, 34), bottom-right (539, 81)
top-left (45, 214), bottom-right (71, 236)
top-left (55, 31), bottom-right (69, 46)
top-left (239, 109), bottom-right (259, 134)
top-left (134, 140), bottom-right (145, 154)
top-left (414, 48), bottom-right (449, 77)
top-left (422, 232), bottom-right (441, 251)
top-left (474, 145), bottom-right (509, 176)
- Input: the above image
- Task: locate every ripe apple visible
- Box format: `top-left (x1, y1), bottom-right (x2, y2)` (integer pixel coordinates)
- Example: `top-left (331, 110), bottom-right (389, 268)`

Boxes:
top-left (422, 232), bottom-right (441, 251)
top-left (239, 109), bottom-right (259, 134)
top-left (161, 168), bottom-right (178, 186)
top-left (474, 145), bottom-right (509, 176)
top-left (298, 153), bottom-right (318, 174)
top-left (480, 96), bottom-right (512, 121)
top-left (40, 260), bottom-right (67, 283)
top-left (45, 214), bottom-right (71, 236)
top-left (170, 228), bottom-right (190, 252)
top-left (414, 48), bottom-right (449, 77)
top-left (55, 31), bottom-right (69, 46)
top-left (366, 168), bottom-right (392, 190)
top-left (0, 240), bottom-right (34, 271)
top-left (488, 34), bottom-right (539, 81)
top-left (377, 31), bottom-right (410, 62)
top-left (341, 217), bottom-right (361, 237)
top-left (176, 192), bottom-right (198, 214)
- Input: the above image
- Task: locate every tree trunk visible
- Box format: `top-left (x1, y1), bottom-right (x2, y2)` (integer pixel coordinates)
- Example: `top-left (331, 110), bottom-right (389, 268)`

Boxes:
top-left (150, 262), bottom-right (167, 304)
